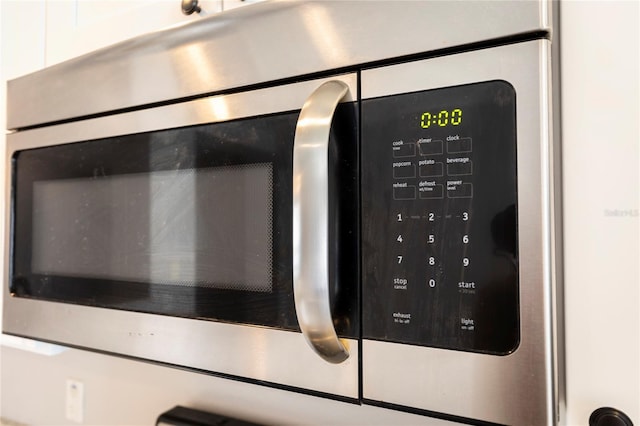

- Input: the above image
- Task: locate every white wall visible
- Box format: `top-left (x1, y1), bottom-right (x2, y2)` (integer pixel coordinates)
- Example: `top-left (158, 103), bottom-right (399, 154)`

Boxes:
top-left (0, 0), bottom-right (47, 399)
top-left (560, 1), bottom-right (639, 424)
top-left (0, 1), bottom-right (47, 423)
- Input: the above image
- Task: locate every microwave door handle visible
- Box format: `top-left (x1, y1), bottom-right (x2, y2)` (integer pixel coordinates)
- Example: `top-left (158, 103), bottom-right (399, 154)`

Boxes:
top-left (293, 80), bottom-right (350, 364)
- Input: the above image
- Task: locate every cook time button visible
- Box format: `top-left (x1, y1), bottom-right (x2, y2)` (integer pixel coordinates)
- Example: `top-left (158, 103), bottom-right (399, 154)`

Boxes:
top-left (392, 140), bottom-right (416, 158)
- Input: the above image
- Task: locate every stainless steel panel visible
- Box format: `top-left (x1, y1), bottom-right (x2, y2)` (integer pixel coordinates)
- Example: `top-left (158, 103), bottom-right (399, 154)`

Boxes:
top-left (5, 74), bottom-right (356, 148)
top-left (361, 40), bottom-right (559, 425)
top-left (3, 74), bottom-right (359, 398)
top-left (7, 0), bottom-right (548, 129)
top-left (5, 297), bottom-right (359, 397)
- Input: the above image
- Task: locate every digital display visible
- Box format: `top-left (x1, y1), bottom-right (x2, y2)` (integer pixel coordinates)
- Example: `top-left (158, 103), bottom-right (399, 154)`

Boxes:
top-left (420, 108), bottom-right (462, 128)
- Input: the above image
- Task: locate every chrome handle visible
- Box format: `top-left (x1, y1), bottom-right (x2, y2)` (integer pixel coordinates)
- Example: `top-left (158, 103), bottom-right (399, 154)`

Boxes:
top-left (293, 80), bottom-right (350, 364)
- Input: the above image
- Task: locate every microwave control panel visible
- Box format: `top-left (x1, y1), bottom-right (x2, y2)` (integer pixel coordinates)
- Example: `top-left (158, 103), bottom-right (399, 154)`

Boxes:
top-left (361, 80), bottom-right (519, 354)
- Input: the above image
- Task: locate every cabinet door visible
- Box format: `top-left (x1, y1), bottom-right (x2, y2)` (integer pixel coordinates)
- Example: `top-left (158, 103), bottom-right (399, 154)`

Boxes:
top-left (45, 0), bottom-right (222, 66)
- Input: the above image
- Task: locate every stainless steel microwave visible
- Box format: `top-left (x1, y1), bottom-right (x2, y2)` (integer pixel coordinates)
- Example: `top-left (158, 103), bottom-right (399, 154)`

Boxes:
top-left (3, 2), bottom-right (560, 424)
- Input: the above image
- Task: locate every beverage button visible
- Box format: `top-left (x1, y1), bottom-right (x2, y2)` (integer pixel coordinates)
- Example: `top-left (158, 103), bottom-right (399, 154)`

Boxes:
top-left (447, 160), bottom-right (473, 176)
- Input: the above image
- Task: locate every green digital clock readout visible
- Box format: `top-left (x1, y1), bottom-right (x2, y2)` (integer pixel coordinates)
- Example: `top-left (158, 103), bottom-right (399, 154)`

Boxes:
top-left (420, 109), bottom-right (462, 128)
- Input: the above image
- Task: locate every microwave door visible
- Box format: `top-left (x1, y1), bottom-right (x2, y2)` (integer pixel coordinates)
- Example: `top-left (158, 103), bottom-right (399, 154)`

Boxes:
top-left (4, 75), bottom-right (360, 399)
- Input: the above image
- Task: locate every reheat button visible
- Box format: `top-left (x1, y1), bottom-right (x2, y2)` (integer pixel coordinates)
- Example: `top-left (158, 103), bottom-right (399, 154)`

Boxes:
top-left (393, 184), bottom-right (416, 200)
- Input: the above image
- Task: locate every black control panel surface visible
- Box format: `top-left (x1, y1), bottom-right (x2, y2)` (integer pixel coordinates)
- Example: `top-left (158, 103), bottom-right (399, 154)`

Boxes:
top-left (362, 80), bottom-right (519, 354)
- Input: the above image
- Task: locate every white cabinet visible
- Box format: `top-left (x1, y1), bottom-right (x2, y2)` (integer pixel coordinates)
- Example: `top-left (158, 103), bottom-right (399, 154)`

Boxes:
top-left (1, 0), bottom-right (46, 80)
top-left (2, 0), bottom-right (266, 73)
top-left (45, 0), bottom-right (222, 66)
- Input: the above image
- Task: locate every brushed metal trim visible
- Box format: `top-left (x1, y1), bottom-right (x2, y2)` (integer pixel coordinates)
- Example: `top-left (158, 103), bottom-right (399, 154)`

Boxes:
top-left (7, 0), bottom-right (547, 129)
top-left (3, 74), bottom-right (359, 398)
top-left (4, 74), bottom-right (357, 149)
top-left (361, 40), bottom-right (558, 425)
top-left (293, 81), bottom-right (350, 364)
top-left (4, 298), bottom-right (359, 397)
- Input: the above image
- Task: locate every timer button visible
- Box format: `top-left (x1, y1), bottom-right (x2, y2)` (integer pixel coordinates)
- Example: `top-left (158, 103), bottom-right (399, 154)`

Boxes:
top-left (418, 139), bottom-right (443, 156)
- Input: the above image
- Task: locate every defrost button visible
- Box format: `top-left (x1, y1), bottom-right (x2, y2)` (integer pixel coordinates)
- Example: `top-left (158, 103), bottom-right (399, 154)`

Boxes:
top-left (419, 183), bottom-right (444, 199)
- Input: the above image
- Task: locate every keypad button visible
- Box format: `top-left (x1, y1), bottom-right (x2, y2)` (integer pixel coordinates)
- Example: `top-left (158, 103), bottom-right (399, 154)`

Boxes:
top-left (447, 137), bottom-right (472, 153)
top-left (418, 139), bottom-right (443, 156)
top-left (392, 143), bottom-right (416, 158)
top-left (447, 160), bottom-right (473, 176)
top-left (419, 162), bottom-right (444, 177)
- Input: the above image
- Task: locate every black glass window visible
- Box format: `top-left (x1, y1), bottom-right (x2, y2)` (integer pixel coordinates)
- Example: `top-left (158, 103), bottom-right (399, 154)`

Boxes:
top-left (12, 113), bottom-right (297, 329)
